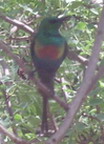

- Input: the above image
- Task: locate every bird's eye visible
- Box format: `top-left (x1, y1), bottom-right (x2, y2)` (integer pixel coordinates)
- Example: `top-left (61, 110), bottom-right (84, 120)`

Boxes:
top-left (50, 19), bottom-right (58, 24)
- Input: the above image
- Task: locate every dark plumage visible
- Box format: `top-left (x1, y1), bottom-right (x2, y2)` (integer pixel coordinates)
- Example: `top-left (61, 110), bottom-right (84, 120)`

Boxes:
top-left (30, 16), bottom-right (68, 133)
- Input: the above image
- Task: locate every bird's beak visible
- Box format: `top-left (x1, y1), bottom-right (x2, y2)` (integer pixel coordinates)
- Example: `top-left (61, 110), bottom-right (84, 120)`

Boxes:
top-left (58, 16), bottom-right (72, 22)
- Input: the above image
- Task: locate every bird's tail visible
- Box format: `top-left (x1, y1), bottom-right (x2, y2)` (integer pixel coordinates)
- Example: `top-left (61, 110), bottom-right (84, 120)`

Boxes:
top-left (38, 70), bottom-right (55, 132)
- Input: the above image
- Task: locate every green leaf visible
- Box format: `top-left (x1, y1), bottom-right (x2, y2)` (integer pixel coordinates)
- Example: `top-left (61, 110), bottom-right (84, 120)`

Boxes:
top-left (19, 4), bottom-right (34, 14)
top-left (71, 1), bottom-right (83, 9)
top-left (77, 22), bottom-right (87, 30)
top-left (89, 98), bottom-right (103, 106)
top-left (89, 109), bottom-right (97, 114)
top-left (96, 113), bottom-right (104, 121)
top-left (99, 81), bottom-right (104, 88)
top-left (14, 114), bottom-right (22, 121)
top-left (28, 116), bottom-right (40, 126)
top-left (75, 122), bottom-right (86, 132)
top-left (90, 8), bottom-right (99, 15)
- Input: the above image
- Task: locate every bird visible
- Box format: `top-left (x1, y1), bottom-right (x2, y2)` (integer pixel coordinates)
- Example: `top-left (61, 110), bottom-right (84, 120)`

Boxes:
top-left (30, 16), bottom-right (68, 134)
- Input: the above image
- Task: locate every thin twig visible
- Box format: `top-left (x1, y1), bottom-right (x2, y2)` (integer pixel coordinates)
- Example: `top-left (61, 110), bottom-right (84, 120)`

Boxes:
top-left (3, 90), bottom-right (17, 135)
top-left (9, 36), bottom-right (31, 41)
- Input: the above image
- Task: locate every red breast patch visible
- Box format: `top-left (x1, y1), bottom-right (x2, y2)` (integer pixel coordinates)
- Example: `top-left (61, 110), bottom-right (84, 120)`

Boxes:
top-left (38, 45), bottom-right (59, 60)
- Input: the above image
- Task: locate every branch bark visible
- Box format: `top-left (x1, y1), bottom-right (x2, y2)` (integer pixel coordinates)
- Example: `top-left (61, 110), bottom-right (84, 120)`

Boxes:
top-left (0, 124), bottom-right (30, 144)
top-left (67, 50), bottom-right (88, 66)
top-left (0, 13), bottom-right (34, 34)
top-left (0, 124), bottom-right (41, 144)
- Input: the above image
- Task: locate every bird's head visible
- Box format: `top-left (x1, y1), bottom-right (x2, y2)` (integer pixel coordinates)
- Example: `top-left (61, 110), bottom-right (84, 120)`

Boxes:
top-left (38, 16), bottom-right (69, 32)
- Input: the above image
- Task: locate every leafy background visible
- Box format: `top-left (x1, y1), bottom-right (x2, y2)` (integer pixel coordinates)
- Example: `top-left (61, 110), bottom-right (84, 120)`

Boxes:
top-left (0, 0), bottom-right (104, 143)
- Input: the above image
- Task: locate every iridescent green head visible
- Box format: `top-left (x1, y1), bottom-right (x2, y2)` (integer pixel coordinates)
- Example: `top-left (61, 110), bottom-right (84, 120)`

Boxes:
top-left (38, 16), bottom-right (69, 32)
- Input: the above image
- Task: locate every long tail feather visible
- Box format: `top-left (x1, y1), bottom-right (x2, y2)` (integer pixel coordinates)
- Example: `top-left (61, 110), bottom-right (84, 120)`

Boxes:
top-left (38, 70), bottom-right (55, 132)
top-left (41, 97), bottom-right (48, 132)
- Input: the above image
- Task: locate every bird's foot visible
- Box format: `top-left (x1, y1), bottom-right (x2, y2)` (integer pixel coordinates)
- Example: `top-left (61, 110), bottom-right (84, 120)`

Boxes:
top-left (36, 128), bottom-right (55, 137)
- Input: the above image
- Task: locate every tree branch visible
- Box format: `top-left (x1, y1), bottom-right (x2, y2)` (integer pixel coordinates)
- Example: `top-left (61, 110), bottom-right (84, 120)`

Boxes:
top-left (67, 49), bottom-right (88, 66)
top-left (0, 124), bottom-right (30, 144)
top-left (0, 13), bottom-right (34, 34)
top-left (0, 124), bottom-right (42, 144)
top-left (0, 41), bottom-right (29, 74)
top-left (85, 64), bottom-right (104, 95)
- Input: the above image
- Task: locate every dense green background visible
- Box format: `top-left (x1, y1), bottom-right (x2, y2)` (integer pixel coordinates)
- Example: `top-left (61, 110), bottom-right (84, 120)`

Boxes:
top-left (0, 0), bottom-right (104, 143)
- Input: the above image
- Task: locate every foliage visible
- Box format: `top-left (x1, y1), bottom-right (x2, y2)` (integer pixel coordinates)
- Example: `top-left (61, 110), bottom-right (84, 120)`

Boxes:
top-left (0, 0), bottom-right (104, 143)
